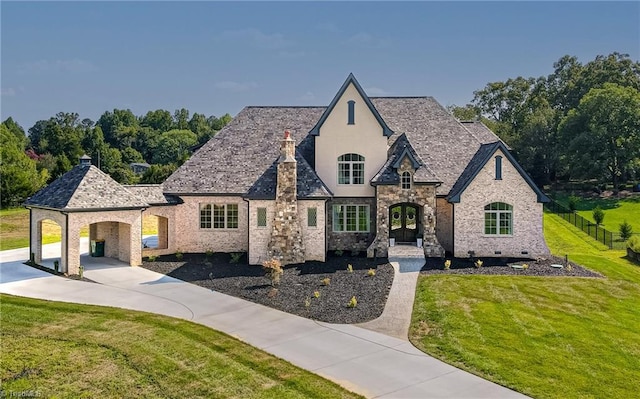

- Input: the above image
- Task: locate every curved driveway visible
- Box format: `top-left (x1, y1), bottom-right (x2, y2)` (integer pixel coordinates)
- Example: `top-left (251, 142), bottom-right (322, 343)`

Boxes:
top-left (1, 247), bottom-right (527, 399)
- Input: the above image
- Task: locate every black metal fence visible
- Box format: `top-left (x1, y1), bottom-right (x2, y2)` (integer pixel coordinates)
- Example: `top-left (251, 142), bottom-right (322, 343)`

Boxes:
top-left (544, 200), bottom-right (617, 249)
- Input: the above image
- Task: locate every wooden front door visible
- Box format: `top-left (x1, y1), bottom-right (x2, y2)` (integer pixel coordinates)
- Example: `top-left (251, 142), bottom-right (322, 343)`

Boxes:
top-left (390, 204), bottom-right (419, 243)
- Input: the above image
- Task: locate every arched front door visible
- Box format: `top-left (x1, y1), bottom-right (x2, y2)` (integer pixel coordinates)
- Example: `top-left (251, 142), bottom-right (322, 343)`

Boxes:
top-left (390, 204), bottom-right (419, 243)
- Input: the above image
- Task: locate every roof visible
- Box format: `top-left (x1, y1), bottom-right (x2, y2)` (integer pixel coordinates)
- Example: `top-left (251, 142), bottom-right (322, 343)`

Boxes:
top-left (245, 152), bottom-right (333, 199)
top-left (459, 120), bottom-right (510, 149)
top-left (371, 133), bottom-right (440, 185)
top-left (24, 164), bottom-right (148, 210)
top-left (163, 107), bottom-right (325, 195)
top-left (447, 141), bottom-right (550, 203)
top-left (124, 185), bottom-right (182, 205)
top-left (309, 73), bottom-right (393, 137)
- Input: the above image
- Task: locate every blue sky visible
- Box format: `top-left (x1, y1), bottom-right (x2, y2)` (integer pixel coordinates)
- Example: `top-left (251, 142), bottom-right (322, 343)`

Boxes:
top-left (2, 1), bottom-right (638, 131)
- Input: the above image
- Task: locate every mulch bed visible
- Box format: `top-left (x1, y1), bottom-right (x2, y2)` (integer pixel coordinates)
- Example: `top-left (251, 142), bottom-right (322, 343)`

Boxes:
top-left (23, 261), bottom-right (96, 283)
top-left (421, 255), bottom-right (603, 277)
top-left (141, 253), bottom-right (394, 324)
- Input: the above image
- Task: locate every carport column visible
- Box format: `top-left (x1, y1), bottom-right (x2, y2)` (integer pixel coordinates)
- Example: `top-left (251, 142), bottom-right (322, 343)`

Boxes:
top-left (65, 215), bottom-right (80, 275)
top-left (128, 215), bottom-right (143, 266)
top-left (31, 212), bottom-right (43, 263)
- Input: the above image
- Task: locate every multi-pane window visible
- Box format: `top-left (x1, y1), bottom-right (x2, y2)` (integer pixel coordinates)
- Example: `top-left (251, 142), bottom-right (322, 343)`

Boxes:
top-left (307, 207), bottom-right (317, 227)
top-left (333, 205), bottom-right (369, 232)
top-left (337, 153), bottom-right (365, 185)
top-left (257, 207), bottom-right (267, 227)
top-left (484, 202), bottom-right (512, 235)
top-left (401, 171), bottom-right (411, 189)
top-left (202, 203), bottom-right (238, 229)
top-left (200, 204), bottom-right (212, 228)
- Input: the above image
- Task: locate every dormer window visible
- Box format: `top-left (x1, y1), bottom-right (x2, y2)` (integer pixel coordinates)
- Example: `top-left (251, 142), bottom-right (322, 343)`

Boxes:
top-left (347, 100), bottom-right (355, 125)
top-left (401, 171), bottom-right (411, 189)
top-left (338, 153), bottom-right (364, 184)
top-left (495, 156), bottom-right (503, 180)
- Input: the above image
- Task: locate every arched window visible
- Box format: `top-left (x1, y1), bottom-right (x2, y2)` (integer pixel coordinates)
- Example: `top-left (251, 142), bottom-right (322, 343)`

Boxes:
top-left (347, 100), bottom-right (355, 125)
top-left (401, 171), bottom-right (411, 189)
top-left (338, 153), bottom-right (365, 184)
top-left (495, 156), bottom-right (503, 180)
top-left (484, 202), bottom-right (512, 235)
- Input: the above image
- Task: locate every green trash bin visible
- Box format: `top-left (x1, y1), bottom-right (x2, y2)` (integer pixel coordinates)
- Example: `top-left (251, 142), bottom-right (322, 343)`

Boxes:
top-left (91, 239), bottom-right (105, 257)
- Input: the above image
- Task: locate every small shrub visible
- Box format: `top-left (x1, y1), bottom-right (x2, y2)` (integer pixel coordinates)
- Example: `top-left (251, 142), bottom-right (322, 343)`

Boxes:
top-left (334, 250), bottom-right (344, 257)
top-left (444, 259), bottom-right (451, 270)
top-left (230, 252), bottom-right (243, 264)
top-left (347, 264), bottom-right (353, 273)
top-left (267, 288), bottom-right (278, 298)
top-left (147, 255), bottom-right (157, 262)
top-left (474, 259), bottom-right (483, 268)
top-left (522, 263), bottom-right (529, 270)
top-left (175, 251), bottom-right (183, 260)
top-left (566, 264), bottom-right (573, 272)
top-left (367, 268), bottom-right (376, 277)
top-left (568, 195), bottom-right (580, 212)
top-left (205, 249), bottom-right (214, 258)
top-left (262, 258), bottom-right (283, 287)
top-left (628, 236), bottom-right (640, 252)
top-left (347, 296), bottom-right (358, 308)
top-left (313, 291), bottom-right (320, 298)
top-left (620, 220), bottom-right (633, 241)
top-left (304, 297), bottom-right (311, 309)
top-left (321, 277), bottom-right (331, 286)
top-left (592, 206), bottom-right (605, 226)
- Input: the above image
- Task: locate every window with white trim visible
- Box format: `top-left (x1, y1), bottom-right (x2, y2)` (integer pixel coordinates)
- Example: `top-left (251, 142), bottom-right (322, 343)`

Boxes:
top-left (333, 205), bottom-right (369, 232)
top-left (257, 207), bottom-right (267, 227)
top-left (484, 202), bottom-right (512, 235)
top-left (201, 203), bottom-right (238, 229)
top-left (401, 171), bottom-right (411, 189)
top-left (337, 153), bottom-right (365, 185)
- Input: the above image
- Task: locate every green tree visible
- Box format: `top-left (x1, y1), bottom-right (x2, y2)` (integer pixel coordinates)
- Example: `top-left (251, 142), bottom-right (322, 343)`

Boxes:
top-left (0, 125), bottom-right (48, 207)
top-left (2, 117), bottom-right (28, 149)
top-left (448, 104), bottom-right (480, 121)
top-left (592, 206), bottom-right (605, 226)
top-left (151, 129), bottom-right (197, 165)
top-left (140, 109), bottom-right (173, 132)
top-left (173, 108), bottom-right (190, 130)
top-left (559, 83), bottom-right (640, 187)
top-left (619, 220), bottom-right (633, 241)
top-left (139, 164), bottom-right (177, 184)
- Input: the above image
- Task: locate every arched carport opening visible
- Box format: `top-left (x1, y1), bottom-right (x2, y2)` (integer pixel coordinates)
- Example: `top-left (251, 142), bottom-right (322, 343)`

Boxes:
top-left (36, 218), bottom-right (63, 270)
top-left (141, 214), bottom-right (167, 250)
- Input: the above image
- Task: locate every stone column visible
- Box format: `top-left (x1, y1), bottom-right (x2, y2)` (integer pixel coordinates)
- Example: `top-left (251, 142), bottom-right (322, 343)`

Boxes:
top-left (422, 205), bottom-right (445, 257)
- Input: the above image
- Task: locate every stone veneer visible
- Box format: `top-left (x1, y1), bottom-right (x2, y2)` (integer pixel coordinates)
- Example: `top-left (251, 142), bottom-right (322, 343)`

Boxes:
top-left (327, 197), bottom-right (377, 252)
top-left (453, 148), bottom-right (549, 257)
top-left (367, 157), bottom-right (444, 258)
top-left (267, 132), bottom-right (306, 265)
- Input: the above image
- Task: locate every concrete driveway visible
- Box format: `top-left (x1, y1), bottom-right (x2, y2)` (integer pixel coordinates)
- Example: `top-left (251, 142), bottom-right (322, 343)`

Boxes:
top-left (1, 246), bottom-right (528, 399)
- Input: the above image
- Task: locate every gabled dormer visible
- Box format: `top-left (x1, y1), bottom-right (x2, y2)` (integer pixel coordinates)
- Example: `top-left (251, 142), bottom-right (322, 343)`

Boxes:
top-left (312, 74), bottom-right (393, 197)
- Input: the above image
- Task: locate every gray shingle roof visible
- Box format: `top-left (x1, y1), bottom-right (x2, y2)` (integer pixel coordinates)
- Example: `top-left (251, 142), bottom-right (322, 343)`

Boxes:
top-left (124, 185), bottom-right (182, 205)
top-left (245, 152), bottom-right (332, 199)
top-left (24, 165), bottom-right (148, 210)
top-left (459, 121), bottom-right (510, 149)
top-left (447, 141), bottom-right (550, 203)
top-left (371, 133), bottom-right (440, 185)
top-left (164, 107), bottom-right (325, 195)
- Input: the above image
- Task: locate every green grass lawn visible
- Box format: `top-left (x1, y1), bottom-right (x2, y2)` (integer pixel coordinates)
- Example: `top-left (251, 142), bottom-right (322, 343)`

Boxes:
top-left (552, 192), bottom-right (640, 234)
top-left (409, 213), bottom-right (640, 398)
top-left (0, 294), bottom-right (362, 399)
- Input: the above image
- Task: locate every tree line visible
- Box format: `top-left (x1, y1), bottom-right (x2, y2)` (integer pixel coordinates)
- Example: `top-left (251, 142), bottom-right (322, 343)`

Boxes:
top-left (449, 52), bottom-right (640, 189)
top-left (1, 109), bottom-right (231, 208)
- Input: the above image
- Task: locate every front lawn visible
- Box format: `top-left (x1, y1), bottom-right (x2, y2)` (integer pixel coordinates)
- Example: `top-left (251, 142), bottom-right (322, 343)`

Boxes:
top-left (0, 294), bottom-right (362, 398)
top-left (409, 213), bottom-right (640, 398)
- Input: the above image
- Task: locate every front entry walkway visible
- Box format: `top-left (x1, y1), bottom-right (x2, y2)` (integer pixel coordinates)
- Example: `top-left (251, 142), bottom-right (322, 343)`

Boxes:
top-left (1, 246), bottom-right (527, 398)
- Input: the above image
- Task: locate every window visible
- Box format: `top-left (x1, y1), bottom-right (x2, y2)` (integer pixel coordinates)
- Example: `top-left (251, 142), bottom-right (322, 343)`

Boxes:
top-left (337, 153), bottom-right (365, 185)
top-left (401, 171), bottom-right (411, 189)
top-left (495, 156), bottom-right (503, 180)
top-left (200, 204), bottom-right (212, 228)
top-left (257, 207), bottom-right (267, 227)
top-left (333, 205), bottom-right (369, 232)
top-left (202, 203), bottom-right (238, 229)
top-left (307, 207), bottom-right (317, 227)
top-left (484, 202), bottom-right (512, 235)
top-left (347, 100), bottom-right (355, 125)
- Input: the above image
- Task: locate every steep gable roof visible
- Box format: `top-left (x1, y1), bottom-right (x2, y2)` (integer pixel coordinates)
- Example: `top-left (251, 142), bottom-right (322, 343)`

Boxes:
top-left (24, 165), bottom-right (148, 210)
top-left (371, 133), bottom-right (440, 185)
top-left (460, 120), bottom-right (510, 149)
top-left (309, 73), bottom-right (393, 137)
top-left (245, 151), bottom-right (332, 199)
top-left (447, 141), bottom-right (550, 203)
top-left (163, 106), bottom-right (325, 195)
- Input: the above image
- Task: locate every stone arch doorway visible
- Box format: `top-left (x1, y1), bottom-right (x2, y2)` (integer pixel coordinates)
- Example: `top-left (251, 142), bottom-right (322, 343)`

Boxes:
top-left (389, 203), bottom-right (420, 243)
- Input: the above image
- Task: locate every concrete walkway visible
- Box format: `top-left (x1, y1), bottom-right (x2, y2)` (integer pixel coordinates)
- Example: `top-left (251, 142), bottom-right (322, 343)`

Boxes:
top-left (0, 246), bottom-right (527, 398)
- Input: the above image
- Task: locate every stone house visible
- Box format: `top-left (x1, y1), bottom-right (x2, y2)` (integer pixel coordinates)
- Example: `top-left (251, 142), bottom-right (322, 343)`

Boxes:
top-left (25, 74), bottom-right (549, 274)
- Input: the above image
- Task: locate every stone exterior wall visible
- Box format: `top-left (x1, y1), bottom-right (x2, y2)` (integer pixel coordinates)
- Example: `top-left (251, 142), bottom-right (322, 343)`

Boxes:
top-left (453, 149), bottom-right (549, 258)
top-left (298, 200), bottom-right (326, 262)
top-left (248, 200), bottom-right (274, 265)
top-left (435, 197), bottom-right (454, 254)
top-left (367, 158), bottom-right (444, 258)
top-left (327, 197), bottom-right (377, 252)
top-left (173, 196), bottom-right (248, 253)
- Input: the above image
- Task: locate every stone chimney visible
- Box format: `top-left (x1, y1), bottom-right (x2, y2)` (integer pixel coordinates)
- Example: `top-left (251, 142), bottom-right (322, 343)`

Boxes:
top-left (267, 131), bottom-right (305, 265)
top-left (79, 154), bottom-right (92, 167)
